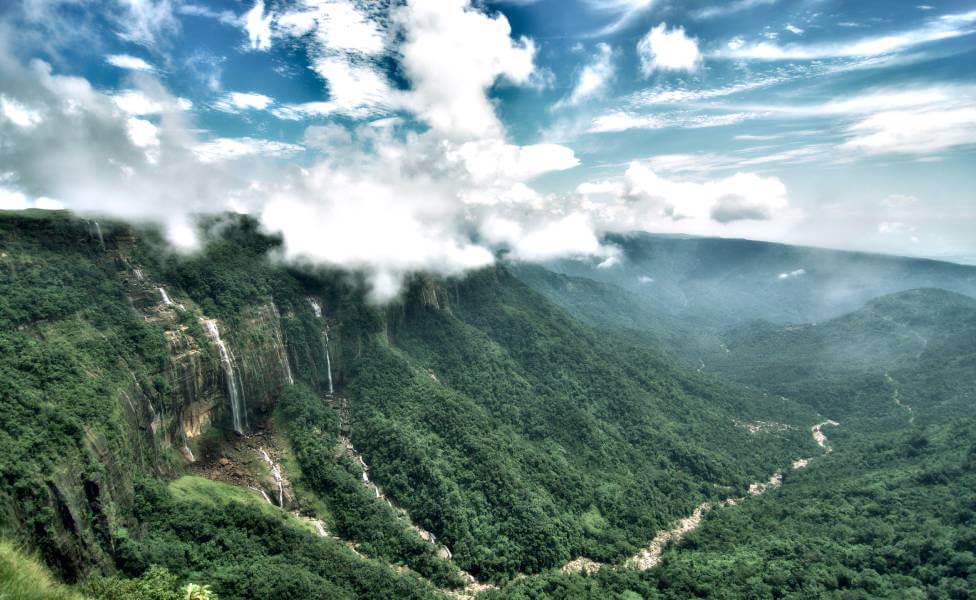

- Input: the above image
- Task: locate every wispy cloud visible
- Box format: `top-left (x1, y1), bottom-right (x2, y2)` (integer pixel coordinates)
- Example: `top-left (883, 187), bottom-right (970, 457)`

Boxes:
top-left (694, 0), bottom-right (777, 20)
top-left (717, 10), bottom-right (976, 60)
top-left (637, 23), bottom-right (701, 75)
top-left (583, 0), bottom-right (655, 36)
top-left (106, 54), bottom-right (155, 71)
top-left (213, 92), bottom-right (275, 113)
top-left (555, 43), bottom-right (614, 108)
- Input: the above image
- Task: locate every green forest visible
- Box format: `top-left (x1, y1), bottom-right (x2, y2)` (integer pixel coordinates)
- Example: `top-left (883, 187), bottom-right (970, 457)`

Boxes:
top-left (1, 210), bottom-right (975, 599)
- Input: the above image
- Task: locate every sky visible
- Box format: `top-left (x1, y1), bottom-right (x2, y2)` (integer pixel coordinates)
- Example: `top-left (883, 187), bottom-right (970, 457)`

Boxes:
top-left (0, 0), bottom-right (974, 298)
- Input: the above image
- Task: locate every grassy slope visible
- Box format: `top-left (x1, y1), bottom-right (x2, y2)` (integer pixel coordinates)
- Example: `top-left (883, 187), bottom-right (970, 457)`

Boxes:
top-left (0, 541), bottom-right (87, 600)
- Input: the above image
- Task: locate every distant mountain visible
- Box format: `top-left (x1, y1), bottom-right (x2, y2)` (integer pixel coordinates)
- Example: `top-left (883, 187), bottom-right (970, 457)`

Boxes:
top-left (544, 233), bottom-right (976, 327)
top-left (710, 288), bottom-right (976, 432)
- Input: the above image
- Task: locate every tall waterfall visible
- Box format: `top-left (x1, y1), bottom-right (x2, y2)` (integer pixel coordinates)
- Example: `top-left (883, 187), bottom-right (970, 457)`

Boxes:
top-left (159, 287), bottom-right (174, 306)
top-left (270, 302), bottom-right (294, 386)
top-left (93, 221), bottom-right (105, 249)
top-left (201, 318), bottom-right (247, 434)
top-left (309, 299), bottom-right (335, 395)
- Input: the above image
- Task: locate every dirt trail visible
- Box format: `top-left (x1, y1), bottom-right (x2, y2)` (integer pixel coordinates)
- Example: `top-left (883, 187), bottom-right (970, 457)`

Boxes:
top-left (884, 372), bottom-right (915, 424)
top-left (562, 419), bottom-right (840, 575)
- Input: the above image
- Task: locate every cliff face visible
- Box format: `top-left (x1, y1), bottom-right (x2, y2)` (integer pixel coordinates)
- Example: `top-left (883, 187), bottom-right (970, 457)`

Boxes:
top-left (0, 222), bottom-right (340, 580)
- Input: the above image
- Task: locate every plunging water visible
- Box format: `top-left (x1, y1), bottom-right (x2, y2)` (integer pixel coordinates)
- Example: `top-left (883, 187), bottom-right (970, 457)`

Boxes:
top-left (159, 287), bottom-right (174, 306)
top-left (308, 298), bottom-right (322, 319)
top-left (309, 299), bottom-right (335, 395)
top-left (201, 318), bottom-right (247, 434)
top-left (258, 448), bottom-right (284, 507)
top-left (93, 221), bottom-right (105, 249)
top-left (270, 303), bottom-right (294, 385)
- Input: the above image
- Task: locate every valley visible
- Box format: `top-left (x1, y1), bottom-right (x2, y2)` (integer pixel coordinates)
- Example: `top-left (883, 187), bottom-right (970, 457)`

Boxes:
top-left (1, 212), bottom-right (973, 599)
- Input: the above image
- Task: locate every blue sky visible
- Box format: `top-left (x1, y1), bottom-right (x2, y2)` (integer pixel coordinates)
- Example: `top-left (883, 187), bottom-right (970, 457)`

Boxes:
top-left (0, 0), bottom-right (974, 296)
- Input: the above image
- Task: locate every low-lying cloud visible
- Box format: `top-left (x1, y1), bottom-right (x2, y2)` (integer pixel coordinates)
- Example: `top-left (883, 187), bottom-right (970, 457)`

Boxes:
top-left (0, 0), bottom-right (794, 302)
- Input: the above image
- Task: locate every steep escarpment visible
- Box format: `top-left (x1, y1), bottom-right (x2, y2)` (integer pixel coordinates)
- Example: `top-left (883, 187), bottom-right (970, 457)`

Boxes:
top-left (1, 211), bottom-right (821, 596)
top-left (0, 213), bottom-right (330, 580)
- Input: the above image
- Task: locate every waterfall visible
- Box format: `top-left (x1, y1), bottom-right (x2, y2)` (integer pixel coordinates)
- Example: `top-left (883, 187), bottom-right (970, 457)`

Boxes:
top-left (258, 448), bottom-right (284, 507)
top-left (308, 298), bottom-right (322, 319)
top-left (201, 318), bottom-right (247, 434)
top-left (133, 268), bottom-right (144, 281)
top-left (270, 303), bottom-right (294, 386)
top-left (158, 287), bottom-right (185, 311)
top-left (322, 326), bottom-right (335, 395)
top-left (93, 221), bottom-right (105, 249)
top-left (309, 298), bottom-right (335, 394)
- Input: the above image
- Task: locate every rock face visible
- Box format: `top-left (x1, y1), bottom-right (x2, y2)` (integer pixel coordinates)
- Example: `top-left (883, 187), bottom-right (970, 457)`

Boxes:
top-left (7, 238), bottom-right (336, 581)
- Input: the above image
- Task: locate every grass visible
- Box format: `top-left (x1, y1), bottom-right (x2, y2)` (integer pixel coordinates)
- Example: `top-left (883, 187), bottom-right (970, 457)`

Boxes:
top-left (167, 476), bottom-right (323, 538)
top-left (0, 540), bottom-right (87, 600)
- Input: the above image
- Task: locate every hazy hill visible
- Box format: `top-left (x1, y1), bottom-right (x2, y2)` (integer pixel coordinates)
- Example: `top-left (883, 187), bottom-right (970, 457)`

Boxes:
top-left (710, 288), bottom-right (976, 433)
top-left (545, 233), bottom-right (976, 327)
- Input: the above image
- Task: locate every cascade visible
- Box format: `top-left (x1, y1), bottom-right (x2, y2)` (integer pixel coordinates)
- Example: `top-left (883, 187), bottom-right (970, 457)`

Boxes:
top-left (159, 287), bottom-right (174, 306)
top-left (201, 318), bottom-right (247, 434)
top-left (308, 298), bottom-right (322, 319)
top-left (93, 221), bottom-right (105, 249)
top-left (258, 448), bottom-right (284, 507)
top-left (309, 298), bottom-right (335, 394)
top-left (270, 302), bottom-right (294, 385)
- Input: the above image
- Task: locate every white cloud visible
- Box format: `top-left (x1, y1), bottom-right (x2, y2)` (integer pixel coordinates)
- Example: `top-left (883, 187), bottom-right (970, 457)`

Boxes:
top-left (245, 0), bottom-right (273, 50)
top-left (557, 43), bottom-right (614, 107)
top-left (718, 10), bottom-right (976, 60)
top-left (637, 23), bottom-right (701, 75)
top-left (113, 90), bottom-right (192, 115)
top-left (115, 0), bottom-right (180, 46)
top-left (193, 138), bottom-right (304, 163)
top-left (213, 91), bottom-right (274, 112)
top-left (448, 139), bottom-right (579, 184)
top-left (694, 0), bottom-right (777, 19)
top-left (396, 0), bottom-right (537, 139)
top-left (784, 24), bottom-right (804, 35)
top-left (841, 108), bottom-right (976, 155)
top-left (277, 0), bottom-right (385, 55)
top-left (590, 111), bottom-right (663, 132)
top-left (577, 162), bottom-right (789, 225)
top-left (0, 188), bottom-right (31, 210)
top-left (106, 54), bottom-right (155, 71)
top-left (777, 268), bottom-right (805, 279)
top-left (1, 96), bottom-right (43, 127)
top-left (587, 110), bottom-right (750, 133)
top-left (582, 0), bottom-right (655, 36)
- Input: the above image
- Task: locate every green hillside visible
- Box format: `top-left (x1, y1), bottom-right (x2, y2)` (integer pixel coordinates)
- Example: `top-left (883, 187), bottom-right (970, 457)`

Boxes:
top-left (711, 288), bottom-right (976, 433)
top-left (0, 211), bottom-right (821, 596)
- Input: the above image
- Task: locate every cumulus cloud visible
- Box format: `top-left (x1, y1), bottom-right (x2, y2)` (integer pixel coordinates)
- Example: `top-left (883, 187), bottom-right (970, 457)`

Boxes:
top-left (244, 0), bottom-right (273, 50)
top-left (637, 23), bottom-right (701, 76)
top-left (576, 162), bottom-right (789, 227)
top-left (396, 0), bottom-right (536, 139)
top-left (0, 0), bottom-right (798, 302)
